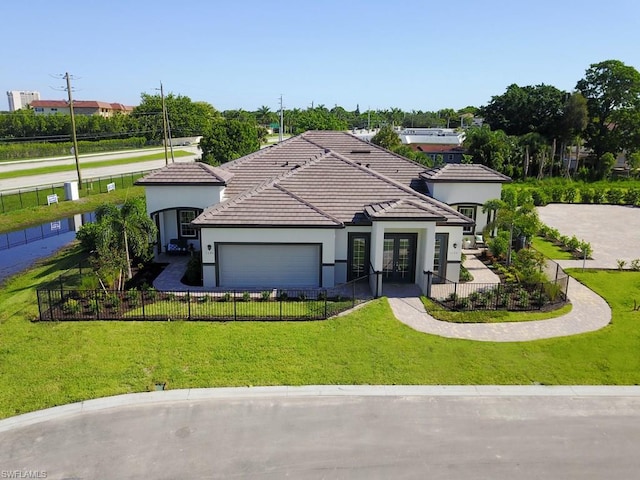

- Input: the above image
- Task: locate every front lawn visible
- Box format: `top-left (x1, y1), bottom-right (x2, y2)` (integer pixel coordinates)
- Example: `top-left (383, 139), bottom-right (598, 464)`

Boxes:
top-left (1, 246), bottom-right (640, 419)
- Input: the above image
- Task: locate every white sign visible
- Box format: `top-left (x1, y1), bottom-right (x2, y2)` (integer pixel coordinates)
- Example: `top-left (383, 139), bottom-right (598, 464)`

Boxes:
top-left (107, 182), bottom-right (116, 192)
top-left (47, 193), bottom-right (58, 205)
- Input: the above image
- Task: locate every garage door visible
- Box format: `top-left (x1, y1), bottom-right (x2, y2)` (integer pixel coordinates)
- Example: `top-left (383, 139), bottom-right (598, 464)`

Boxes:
top-left (218, 244), bottom-right (321, 288)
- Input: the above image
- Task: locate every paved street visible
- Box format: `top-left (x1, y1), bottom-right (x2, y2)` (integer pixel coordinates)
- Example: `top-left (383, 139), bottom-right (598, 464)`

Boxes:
top-left (2, 387), bottom-right (640, 479)
top-left (0, 146), bottom-right (199, 193)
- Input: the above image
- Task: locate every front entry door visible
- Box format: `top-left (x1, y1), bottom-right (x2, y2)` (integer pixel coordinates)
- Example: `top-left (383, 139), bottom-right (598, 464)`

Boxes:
top-left (433, 233), bottom-right (448, 283)
top-left (348, 233), bottom-right (370, 281)
top-left (382, 234), bottom-right (417, 282)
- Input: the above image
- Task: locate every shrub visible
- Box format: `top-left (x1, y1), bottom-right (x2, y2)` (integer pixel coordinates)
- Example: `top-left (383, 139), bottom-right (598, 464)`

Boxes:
top-left (260, 290), bottom-right (272, 301)
top-left (220, 292), bottom-right (232, 302)
top-left (79, 275), bottom-right (100, 290)
top-left (488, 231), bottom-right (510, 259)
top-left (566, 235), bottom-right (581, 252)
top-left (580, 188), bottom-right (594, 204)
top-left (125, 289), bottom-right (140, 307)
top-left (624, 188), bottom-right (640, 206)
top-left (63, 298), bottom-right (81, 314)
top-left (593, 187), bottom-right (607, 204)
top-left (630, 259), bottom-right (640, 271)
top-left (607, 188), bottom-right (625, 205)
top-left (105, 293), bottom-right (120, 309)
top-left (278, 291), bottom-right (289, 301)
top-left (518, 289), bottom-right (530, 308)
top-left (242, 291), bottom-right (251, 302)
top-left (578, 241), bottom-right (593, 259)
top-left (617, 259), bottom-right (627, 270)
top-left (531, 189), bottom-right (548, 206)
top-left (564, 186), bottom-right (578, 203)
top-left (549, 186), bottom-right (564, 203)
top-left (182, 257), bottom-right (202, 286)
top-left (543, 283), bottom-right (561, 302)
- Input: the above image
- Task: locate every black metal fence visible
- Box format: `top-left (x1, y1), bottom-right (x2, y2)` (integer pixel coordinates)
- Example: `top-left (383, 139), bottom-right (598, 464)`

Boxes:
top-left (426, 258), bottom-right (569, 312)
top-left (36, 286), bottom-right (363, 322)
top-left (0, 171), bottom-right (149, 213)
top-left (428, 279), bottom-right (567, 311)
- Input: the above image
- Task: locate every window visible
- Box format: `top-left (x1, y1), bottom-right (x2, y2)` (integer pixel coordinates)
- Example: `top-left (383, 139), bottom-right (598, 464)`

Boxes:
top-left (178, 210), bottom-right (197, 238)
top-left (458, 205), bottom-right (476, 234)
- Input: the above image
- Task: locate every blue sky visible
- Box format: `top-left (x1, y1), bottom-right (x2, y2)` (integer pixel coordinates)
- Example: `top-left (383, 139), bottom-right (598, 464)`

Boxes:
top-left (4, 0), bottom-right (640, 113)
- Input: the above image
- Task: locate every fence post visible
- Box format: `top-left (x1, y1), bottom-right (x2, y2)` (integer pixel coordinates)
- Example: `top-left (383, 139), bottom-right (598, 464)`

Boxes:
top-left (141, 290), bottom-right (146, 320)
top-left (0, 192), bottom-right (4, 213)
top-left (280, 293), bottom-right (283, 321)
top-left (233, 291), bottom-right (237, 321)
top-left (352, 281), bottom-right (355, 309)
top-left (36, 188), bottom-right (40, 206)
top-left (19, 190), bottom-right (23, 208)
top-left (324, 291), bottom-right (327, 318)
top-left (47, 290), bottom-right (54, 321)
top-left (187, 291), bottom-right (191, 320)
top-left (94, 289), bottom-right (100, 320)
top-left (555, 263), bottom-right (559, 282)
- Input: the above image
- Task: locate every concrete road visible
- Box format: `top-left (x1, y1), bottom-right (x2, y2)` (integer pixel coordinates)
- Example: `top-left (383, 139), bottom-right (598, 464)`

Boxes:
top-left (2, 387), bottom-right (640, 479)
top-left (0, 146), bottom-right (200, 193)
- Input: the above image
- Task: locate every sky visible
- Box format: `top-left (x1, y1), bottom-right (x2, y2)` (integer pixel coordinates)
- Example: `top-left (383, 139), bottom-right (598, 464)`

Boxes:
top-left (4, 0), bottom-right (640, 113)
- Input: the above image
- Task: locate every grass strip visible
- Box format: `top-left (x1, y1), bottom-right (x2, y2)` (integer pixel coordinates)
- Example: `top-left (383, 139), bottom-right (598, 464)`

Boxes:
top-left (0, 150), bottom-right (191, 180)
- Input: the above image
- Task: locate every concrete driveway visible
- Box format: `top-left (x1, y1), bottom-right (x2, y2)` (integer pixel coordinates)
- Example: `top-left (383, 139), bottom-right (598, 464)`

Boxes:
top-left (3, 387), bottom-right (640, 479)
top-left (537, 204), bottom-right (640, 268)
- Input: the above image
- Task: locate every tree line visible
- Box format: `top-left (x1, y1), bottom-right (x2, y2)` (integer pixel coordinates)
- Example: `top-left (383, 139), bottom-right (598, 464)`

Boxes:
top-left (2, 59), bottom-right (639, 179)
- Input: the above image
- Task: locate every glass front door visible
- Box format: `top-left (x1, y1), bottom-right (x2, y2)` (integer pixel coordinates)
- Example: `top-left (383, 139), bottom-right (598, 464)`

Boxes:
top-left (382, 234), bottom-right (417, 283)
top-left (433, 233), bottom-right (448, 283)
top-left (348, 233), bottom-right (370, 281)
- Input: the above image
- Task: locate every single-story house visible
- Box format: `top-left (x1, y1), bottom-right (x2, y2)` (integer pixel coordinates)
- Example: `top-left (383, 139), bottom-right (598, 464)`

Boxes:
top-left (136, 131), bottom-right (510, 295)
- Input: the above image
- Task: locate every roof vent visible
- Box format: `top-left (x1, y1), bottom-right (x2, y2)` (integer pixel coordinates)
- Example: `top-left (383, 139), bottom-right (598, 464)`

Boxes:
top-left (365, 163), bottom-right (371, 168)
top-left (350, 149), bottom-right (371, 154)
top-left (281, 161), bottom-right (289, 167)
top-left (292, 164), bottom-right (301, 170)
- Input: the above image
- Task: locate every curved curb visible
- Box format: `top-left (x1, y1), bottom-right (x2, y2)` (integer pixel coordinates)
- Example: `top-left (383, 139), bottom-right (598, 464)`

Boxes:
top-left (3, 384), bottom-right (640, 433)
top-left (388, 277), bottom-right (611, 342)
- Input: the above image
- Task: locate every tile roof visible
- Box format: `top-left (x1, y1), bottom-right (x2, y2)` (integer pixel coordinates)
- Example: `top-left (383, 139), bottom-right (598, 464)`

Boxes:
top-left (364, 199), bottom-right (446, 221)
top-left (420, 163), bottom-right (512, 183)
top-left (135, 162), bottom-right (234, 186)
top-left (30, 100), bottom-right (134, 110)
top-left (194, 137), bottom-right (471, 227)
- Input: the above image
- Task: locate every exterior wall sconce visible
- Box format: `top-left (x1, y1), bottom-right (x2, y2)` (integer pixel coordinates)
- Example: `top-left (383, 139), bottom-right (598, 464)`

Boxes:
top-left (207, 244), bottom-right (212, 251)
top-left (453, 243), bottom-right (458, 249)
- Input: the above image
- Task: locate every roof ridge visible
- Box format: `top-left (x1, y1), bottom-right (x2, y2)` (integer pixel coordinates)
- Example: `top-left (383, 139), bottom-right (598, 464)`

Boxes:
top-left (274, 184), bottom-right (343, 226)
top-left (325, 150), bottom-right (473, 222)
top-left (201, 152), bottom-right (332, 217)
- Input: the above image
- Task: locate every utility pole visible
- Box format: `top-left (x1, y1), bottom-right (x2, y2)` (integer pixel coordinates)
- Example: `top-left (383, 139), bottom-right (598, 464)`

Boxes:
top-left (65, 72), bottom-right (82, 189)
top-left (279, 94), bottom-right (284, 143)
top-left (159, 82), bottom-right (170, 165)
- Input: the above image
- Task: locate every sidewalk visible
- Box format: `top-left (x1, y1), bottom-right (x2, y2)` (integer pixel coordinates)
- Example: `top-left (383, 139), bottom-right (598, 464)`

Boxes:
top-left (387, 255), bottom-right (611, 342)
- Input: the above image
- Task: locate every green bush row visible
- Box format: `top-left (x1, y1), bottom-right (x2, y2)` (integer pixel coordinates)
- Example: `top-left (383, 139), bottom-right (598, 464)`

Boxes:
top-left (0, 137), bottom-right (148, 160)
top-left (538, 225), bottom-right (593, 258)
top-left (506, 185), bottom-right (640, 207)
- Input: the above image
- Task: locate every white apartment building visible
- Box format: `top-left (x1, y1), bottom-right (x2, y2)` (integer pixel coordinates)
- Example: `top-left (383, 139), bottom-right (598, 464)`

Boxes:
top-left (6, 90), bottom-right (41, 111)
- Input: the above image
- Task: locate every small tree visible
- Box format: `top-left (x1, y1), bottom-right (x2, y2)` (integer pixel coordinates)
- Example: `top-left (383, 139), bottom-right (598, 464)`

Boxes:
top-left (371, 125), bottom-right (401, 150)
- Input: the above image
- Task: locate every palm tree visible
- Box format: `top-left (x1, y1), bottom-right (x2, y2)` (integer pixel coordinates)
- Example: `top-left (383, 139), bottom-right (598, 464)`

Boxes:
top-left (94, 198), bottom-right (157, 286)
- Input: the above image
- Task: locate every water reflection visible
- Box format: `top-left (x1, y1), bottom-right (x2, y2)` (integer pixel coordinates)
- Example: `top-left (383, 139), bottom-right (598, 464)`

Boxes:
top-left (0, 212), bottom-right (95, 283)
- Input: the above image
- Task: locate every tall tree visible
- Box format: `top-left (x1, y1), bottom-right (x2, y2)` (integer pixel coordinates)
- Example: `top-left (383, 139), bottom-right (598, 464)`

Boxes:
top-left (77, 198), bottom-right (156, 288)
top-left (463, 126), bottom-right (517, 176)
top-left (199, 119), bottom-right (260, 164)
top-left (480, 84), bottom-right (567, 140)
top-left (576, 59), bottom-right (640, 159)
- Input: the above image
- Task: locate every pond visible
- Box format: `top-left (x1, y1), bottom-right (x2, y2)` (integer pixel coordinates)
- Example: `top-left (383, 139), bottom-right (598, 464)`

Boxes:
top-left (0, 212), bottom-right (95, 284)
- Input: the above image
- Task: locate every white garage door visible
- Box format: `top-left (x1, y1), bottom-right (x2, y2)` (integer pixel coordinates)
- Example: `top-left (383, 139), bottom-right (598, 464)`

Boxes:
top-left (218, 244), bottom-right (321, 288)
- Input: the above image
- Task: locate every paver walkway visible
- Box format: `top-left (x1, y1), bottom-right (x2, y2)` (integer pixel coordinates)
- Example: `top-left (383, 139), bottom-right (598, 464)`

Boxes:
top-left (387, 255), bottom-right (611, 342)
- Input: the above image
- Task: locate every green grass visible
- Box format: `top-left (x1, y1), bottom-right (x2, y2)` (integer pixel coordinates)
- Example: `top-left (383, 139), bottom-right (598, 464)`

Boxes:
top-left (1, 247), bottom-right (640, 419)
top-left (0, 150), bottom-right (191, 180)
top-left (0, 186), bottom-right (144, 233)
top-left (531, 236), bottom-right (575, 260)
top-left (421, 297), bottom-right (572, 323)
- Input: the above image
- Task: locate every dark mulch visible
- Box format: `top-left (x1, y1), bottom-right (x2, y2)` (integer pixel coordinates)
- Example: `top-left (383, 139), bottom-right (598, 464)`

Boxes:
top-left (125, 262), bottom-right (168, 289)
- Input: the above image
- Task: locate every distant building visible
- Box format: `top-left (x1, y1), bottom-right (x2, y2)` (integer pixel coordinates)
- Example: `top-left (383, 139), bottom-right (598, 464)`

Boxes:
top-left (399, 128), bottom-right (465, 146)
top-left (30, 100), bottom-right (134, 117)
top-left (6, 90), bottom-right (40, 111)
